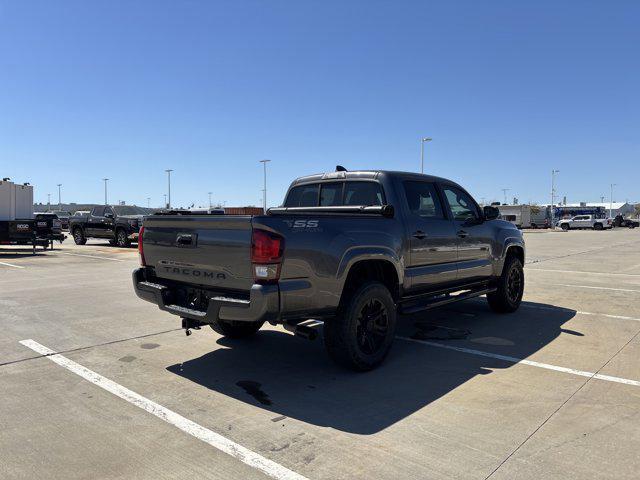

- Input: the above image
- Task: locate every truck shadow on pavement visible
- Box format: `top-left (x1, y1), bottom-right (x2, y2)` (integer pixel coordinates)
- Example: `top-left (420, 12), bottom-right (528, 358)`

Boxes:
top-left (167, 300), bottom-right (577, 434)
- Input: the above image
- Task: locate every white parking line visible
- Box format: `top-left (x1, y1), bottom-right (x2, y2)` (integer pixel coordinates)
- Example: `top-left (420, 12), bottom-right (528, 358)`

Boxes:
top-left (59, 252), bottom-right (125, 262)
top-left (397, 336), bottom-right (640, 387)
top-left (550, 284), bottom-right (640, 293)
top-left (19, 339), bottom-right (308, 480)
top-left (0, 261), bottom-right (25, 269)
top-left (526, 268), bottom-right (640, 278)
top-left (516, 302), bottom-right (640, 323)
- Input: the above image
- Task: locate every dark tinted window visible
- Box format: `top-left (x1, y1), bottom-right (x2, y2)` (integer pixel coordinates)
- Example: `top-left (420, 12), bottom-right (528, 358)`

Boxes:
top-left (92, 206), bottom-right (105, 217)
top-left (343, 182), bottom-right (384, 206)
top-left (284, 184), bottom-right (319, 207)
top-left (403, 181), bottom-right (444, 219)
top-left (320, 183), bottom-right (343, 206)
top-left (443, 186), bottom-right (479, 221)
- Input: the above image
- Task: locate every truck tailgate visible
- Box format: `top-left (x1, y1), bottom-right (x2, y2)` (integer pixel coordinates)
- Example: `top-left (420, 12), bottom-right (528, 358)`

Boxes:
top-left (142, 215), bottom-right (254, 292)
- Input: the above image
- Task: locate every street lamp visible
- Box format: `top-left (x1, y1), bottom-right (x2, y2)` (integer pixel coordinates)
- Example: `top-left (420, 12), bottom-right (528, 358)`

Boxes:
top-left (420, 137), bottom-right (432, 174)
top-left (102, 178), bottom-right (109, 205)
top-left (57, 184), bottom-right (62, 209)
top-left (165, 169), bottom-right (173, 208)
top-left (147, 197), bottom-right (151, 208)
top-left (47, 193), bottom-right (51, 208)
top-left (163, 194), bottom-right (167, 208)
top-left (501, 188), bottom-right (510, 205)
top-left (550, 170), bottom-right (560, 226)
top-left (610, 183), bottom-right (617, 218)
top-left (259, 159), bottom-right (271, 212)
top-left (208, 192), bottom-right (212, 209)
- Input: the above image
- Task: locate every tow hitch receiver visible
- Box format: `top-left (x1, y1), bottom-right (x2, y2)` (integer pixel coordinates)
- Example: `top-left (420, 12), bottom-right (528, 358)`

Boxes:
top-left (182, 318), bottom-right (206, 336)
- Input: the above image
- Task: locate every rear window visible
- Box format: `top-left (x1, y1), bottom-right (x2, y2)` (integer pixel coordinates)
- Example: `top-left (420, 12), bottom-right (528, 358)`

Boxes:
top-left (285, 181), bottom-right (384, 207)
top-left (284, 184), bottom-right (319, 207)
top-left (343, 182), bottom-right (384, 206)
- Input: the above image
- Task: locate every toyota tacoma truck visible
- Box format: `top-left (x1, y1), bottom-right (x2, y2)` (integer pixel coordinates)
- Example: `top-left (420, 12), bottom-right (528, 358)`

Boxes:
top-left (133, 169), bottom-right (525, 370)
top-left (70, 205), bottom-right (149, 247)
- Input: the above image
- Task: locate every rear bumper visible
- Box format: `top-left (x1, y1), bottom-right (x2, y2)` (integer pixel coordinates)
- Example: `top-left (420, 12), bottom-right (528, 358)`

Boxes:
top-left (132, 268), bottom-right (280, 324)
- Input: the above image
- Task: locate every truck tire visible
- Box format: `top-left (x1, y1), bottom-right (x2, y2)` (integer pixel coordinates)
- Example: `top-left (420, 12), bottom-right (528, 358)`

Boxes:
top-left (116, 228), bottom-right (131, 248)
top-left (209, 320), bottom-right (264, 338)
top-left (324, 281), bottom-right (397, 371)
top-left (593, 223), bottom-right (603, 231)
top-left (73, 228), bottom-right (87, 245)
top-left (560, 223), bottom-right (569, 231)
top-left (487, 255), bottom-right (524, 313)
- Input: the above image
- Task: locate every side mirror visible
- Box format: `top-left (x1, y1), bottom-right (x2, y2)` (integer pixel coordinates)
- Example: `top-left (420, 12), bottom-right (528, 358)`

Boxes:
top-left (381, 204), bottom-right (395, 218)
top-left (105, 212), bottom-right (114, 219)
top-left (483, 206), bottom-right (500, 221)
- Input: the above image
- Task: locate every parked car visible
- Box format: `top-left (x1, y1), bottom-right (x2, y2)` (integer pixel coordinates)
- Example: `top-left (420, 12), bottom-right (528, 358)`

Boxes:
top-left (133, 169), bottom-right (525, 371)
top-left (613, 214), bottom-right (639, 228)
top-left (69, 205), bottom-right (148, 247)
top-left (557, 215), bottom-right (612, 231)
top-left (51, 210), bottom-right (71, 230)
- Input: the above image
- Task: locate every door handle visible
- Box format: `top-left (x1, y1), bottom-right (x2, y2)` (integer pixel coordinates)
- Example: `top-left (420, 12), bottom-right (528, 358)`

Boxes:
top-left (412, 230), bottom-right (427, 239)
top-left (176, 234), bottom-right (193, 246)
top-left (457, 230), bottom-right (468, 238)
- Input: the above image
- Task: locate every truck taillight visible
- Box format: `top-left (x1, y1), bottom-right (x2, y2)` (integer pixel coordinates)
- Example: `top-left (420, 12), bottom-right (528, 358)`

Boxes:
top-left (251, 229), bottom-right (284, 283)
top-left (138, 226), bottom-right (146, 266)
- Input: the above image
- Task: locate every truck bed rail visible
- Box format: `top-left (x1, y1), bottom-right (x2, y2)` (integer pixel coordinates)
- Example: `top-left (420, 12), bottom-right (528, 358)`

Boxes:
top-left (268, 205), bottom-right (394, 217)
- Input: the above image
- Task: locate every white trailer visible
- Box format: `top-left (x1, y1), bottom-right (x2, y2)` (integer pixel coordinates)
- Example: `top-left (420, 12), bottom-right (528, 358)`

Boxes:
top-left (497, 205), bottom-right (550, 229)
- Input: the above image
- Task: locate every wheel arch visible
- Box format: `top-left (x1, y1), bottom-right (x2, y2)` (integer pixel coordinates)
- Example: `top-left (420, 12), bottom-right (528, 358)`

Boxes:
top-left (337, 251), bottom-right (403, 307)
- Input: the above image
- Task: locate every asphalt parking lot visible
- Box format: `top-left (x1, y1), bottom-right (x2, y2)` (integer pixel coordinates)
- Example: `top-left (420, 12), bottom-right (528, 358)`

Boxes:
top-left (2, 230), bottom-right (640, 480)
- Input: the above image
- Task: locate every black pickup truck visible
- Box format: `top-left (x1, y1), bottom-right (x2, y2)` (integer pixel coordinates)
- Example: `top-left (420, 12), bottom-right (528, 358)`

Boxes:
top-left (69, 205), bottom-right (149, 247)
top-left (133, 169), bottom-right (525, 370)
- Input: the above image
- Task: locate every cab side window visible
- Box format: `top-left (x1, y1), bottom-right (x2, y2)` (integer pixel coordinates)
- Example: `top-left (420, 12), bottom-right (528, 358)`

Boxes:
top-left (442, 186), bottom-right (479, 221)
top-left (403, 181), bottom-right (444, 219)
top-left (92, 206), bottom-right (105, 217)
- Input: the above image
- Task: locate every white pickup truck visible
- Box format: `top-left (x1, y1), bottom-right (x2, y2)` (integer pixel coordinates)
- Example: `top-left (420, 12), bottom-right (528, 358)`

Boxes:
top-left (557, 215), bottom-right (612, 231)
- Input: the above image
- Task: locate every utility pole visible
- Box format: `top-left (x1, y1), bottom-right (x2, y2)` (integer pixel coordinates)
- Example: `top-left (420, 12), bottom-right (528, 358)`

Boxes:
top-left (165, 169), bottom-right (173, 208)
top-left (420, 137), bottom-right (432, 174)
top-left (208, 192), bottom-right (212, 209)
top-left (610, 183), bottom-right (617, 218)
top-left (57, 184), bottom-right (62, 209)
top-left (550, 170), bottom-right (560, 227)
top-left (102, 178), bottom-right (109, 205)
top-left (501, 188), bottom-right (510, 205)
top-left (259, 159), bottom-right (271, 212)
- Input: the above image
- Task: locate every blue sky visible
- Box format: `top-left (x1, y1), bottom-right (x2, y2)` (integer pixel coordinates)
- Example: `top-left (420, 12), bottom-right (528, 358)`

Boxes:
top-left (1, 0), bottom-right (638, 208)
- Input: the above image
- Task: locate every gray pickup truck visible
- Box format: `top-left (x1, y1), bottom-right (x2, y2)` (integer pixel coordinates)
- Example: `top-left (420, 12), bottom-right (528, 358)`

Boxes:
top-left (133, 169), bottom-right (525, 370)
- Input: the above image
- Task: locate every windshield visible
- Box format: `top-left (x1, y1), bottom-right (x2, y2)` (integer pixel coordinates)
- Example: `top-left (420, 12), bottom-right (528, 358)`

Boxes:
top-left (112, 206), bottom-right (151, 216)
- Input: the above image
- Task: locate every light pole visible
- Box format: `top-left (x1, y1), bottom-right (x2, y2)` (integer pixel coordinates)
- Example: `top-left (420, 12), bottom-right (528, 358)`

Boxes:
top-left (147, 197), bottom-right (151, 208)
top-left (610, 183), bottom-right (617, 218)
top-left (57, 184), bottom-right (62, 209)
top-left (47, 193), bottom-right (51, 208)
top-left (208, 192), bottom-right (212, 209)
top-left (501, 188), bottom-right (510, 205)
top-left (550, 170), bottom-right (560, 227)
top-left (420, 137), bottom-right (432, 174)
top-left (163, 194), bottom-right (167, 208)
top-left (165, 169), bottom-right (173, 208)
top-left (102, 178), bottom-right (109, 205)
top-left (259, 159), bottom-right (271, 211)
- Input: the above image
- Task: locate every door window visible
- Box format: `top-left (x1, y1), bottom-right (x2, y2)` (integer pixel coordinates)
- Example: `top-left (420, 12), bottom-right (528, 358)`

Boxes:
top-left (443, 186), bottom-right (480, 221)
top-left (92, 206), bottom-right (105, 217)
top-left (403, 181), bottom-right (444, 219)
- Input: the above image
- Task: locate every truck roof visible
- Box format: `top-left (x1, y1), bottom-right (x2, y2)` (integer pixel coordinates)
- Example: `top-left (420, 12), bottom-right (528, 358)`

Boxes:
top-left (289, 170), bottom-right (452, 186)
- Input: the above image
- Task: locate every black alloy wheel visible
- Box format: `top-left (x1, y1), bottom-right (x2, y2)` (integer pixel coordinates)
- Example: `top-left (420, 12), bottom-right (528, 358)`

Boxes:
top-left (355, 298), bottom-right (389, 355)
